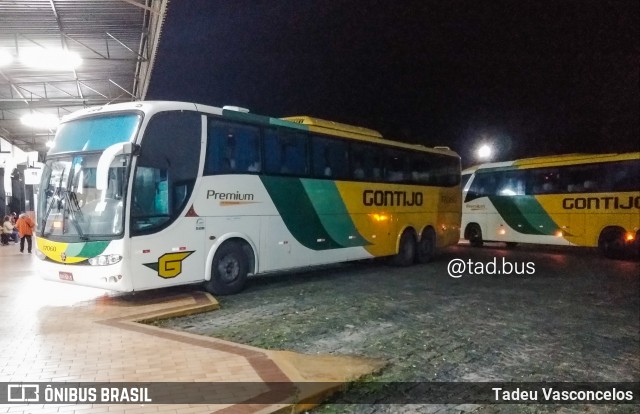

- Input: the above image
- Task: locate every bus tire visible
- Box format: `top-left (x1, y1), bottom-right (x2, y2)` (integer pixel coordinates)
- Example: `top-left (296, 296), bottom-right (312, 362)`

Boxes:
top-left (465, 224), bottom-right (483, 247)
top-left (416, 227), bottom-right (436, 264)
top-left (392, 230), bottom-right (416, 267)
top-left (205, 241), bottom-right (249, 295)
top-left (598, 227), bottom-right (625, 259)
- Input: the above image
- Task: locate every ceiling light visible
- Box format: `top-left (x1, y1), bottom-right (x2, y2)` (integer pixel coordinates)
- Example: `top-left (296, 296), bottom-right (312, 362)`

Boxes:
top-left (0, 50), bottom-right (13, 67)
top-left (20, 48), bottom-right (82, 70)
top-left (21, 113), bottom-right (60, 129)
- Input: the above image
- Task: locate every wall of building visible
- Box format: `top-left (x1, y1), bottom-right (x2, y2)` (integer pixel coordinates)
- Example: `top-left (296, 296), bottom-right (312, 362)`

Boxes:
top-left (0, 137), bottom-right (41, 216)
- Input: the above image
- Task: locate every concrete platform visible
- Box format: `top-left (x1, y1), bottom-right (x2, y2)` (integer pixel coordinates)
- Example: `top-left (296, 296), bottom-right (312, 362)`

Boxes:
top-left (0, 243), bottom-right (383, 413)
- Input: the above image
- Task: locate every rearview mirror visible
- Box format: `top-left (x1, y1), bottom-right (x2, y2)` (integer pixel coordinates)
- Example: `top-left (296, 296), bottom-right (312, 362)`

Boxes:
top-left (96, 142), bottom-right (136, 191)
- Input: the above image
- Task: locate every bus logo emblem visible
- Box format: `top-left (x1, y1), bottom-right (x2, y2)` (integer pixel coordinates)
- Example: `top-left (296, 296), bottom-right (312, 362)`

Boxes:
top-left (60, 253), bottom-right (67, 262)
top-left (143, 251), bottom-right (194, 279)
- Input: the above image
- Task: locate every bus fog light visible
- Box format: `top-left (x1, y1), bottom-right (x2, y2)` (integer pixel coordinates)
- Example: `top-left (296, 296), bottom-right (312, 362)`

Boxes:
top-left (625, 232), bottom-right (635, 242)
top-left (555, 230), bottom-right (563, 237)
top-left (88, 254), bottom-right (122, 266)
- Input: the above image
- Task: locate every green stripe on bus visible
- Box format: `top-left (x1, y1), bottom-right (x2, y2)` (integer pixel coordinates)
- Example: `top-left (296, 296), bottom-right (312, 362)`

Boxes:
top-left (260, 176), bottom-right (342, 250)
top-left (221, 109), bottom-right (272, 125)
top-left (63, 243), bottom-right (85, 257)
top-left (269, 118), bottom-right (309, 130)
top-left (76, 241), bottom-right (111, 257)
top-left (301, 179), bottom-right (369, 247)
top-left (221, 110), bottom-right (310, 131)
top-left (489, 196), bottom-right (558, 235)
top-left (64, 241), bottom-right (110, 258)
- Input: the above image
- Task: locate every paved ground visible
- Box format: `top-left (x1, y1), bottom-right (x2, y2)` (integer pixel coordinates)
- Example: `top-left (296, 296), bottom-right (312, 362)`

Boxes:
top-left (0, 243), bottom-right (381, 414)
top-left (158, 243), bottom-right (640, 413)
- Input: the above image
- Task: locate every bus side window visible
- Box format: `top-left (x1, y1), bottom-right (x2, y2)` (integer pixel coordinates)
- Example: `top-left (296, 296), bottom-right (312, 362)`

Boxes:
top-left (467, 171), bottom-right (498, 199)
top-left (235, 126), bottom-right (260, 172)
top-left (204, 119), bottom-right (261, 175)
top-left (609, 159), bottom-right (640, 192)
top-left (562, 164), bottom-right (600, 193)
top-left (351, 143), bottom-right (382, 181)
top-left (384, 149), bottom-right (408, 182)
top-left (223, 135), bottom-right (236, 172)
top-left (264, 129), bottom-right (308, 175)
top-left (312, 136), bottom-right (348, 179)
top-left (498, 171), bottom-right (525, 196)
top-left (352, 156), bottom-right (365, 179)
top-left (528, 168), bottom-right (560, 194)
top-left (410, 154), bottom-right (430, 184)
top-left (133, 111), bottom-right (200, 234)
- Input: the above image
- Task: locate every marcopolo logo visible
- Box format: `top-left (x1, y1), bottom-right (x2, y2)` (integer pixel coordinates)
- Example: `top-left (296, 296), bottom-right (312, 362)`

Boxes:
top-left (562, 196), bottom-right (640, 210)
top-left (363, 190), bottom-right (423, 207)
top-left (143, 251), bottom-right (194, 279)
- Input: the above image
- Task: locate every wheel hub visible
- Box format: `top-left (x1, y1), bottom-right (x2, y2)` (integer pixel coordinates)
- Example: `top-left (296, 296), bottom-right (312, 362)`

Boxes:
top-left (218, 255), bottom-right (239, 282)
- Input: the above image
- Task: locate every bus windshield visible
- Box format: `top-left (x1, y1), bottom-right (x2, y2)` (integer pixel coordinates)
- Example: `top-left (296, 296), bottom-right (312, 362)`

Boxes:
top-left (49, 112), bottom-right (141, 154)
top-left (37, 112), bottom-right (141, 241)
top-left (37, 153), bottom-right (130, 240)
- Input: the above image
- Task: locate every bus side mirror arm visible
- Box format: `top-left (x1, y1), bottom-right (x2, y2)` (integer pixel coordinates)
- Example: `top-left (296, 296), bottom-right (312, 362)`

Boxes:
top-left (96, 143), bottom-right (138, 190)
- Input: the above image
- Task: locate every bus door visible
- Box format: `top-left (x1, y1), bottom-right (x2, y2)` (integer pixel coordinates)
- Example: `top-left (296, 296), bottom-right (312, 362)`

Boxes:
top-left (465, 171), bottom-right (501, 240)
top-left (128, 167), bottom-right (206, 290)
top-left (126, 110), bottom-right (205, 290)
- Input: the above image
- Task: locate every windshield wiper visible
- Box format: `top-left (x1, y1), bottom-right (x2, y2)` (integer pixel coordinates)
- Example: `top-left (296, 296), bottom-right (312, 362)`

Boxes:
top-left (41, 166), bottom-right (88, 240)
top-left (63, 189), bottom-right (88, 240)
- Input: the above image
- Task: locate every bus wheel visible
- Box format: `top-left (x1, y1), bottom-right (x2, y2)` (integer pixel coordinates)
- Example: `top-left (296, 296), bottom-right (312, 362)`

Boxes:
top-left (416, 227), bottom-right (436, 264)
top-left (205, 241), bottom-right (249, 295)
top-left (598, 228), bottom-right (625, 259)
top-left (393, 230), bottom-right (416, 266)
top-left (465, 224), bottom-right (483, 247)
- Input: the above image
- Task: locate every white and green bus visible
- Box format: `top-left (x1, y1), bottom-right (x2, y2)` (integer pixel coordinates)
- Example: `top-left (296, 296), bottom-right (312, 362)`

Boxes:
top-left (36, 101), bottom-right (461, 294)
top-left (461, 152), bottom-right (640, 257)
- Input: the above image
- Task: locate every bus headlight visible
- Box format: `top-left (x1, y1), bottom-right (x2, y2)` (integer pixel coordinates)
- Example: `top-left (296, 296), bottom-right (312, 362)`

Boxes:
top-left (88, 254), bottom-right (122, 266)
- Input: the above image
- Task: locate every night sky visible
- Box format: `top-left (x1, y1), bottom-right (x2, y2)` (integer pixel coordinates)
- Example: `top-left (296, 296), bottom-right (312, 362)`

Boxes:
top-left (147, 0), bottom-right (639, 166)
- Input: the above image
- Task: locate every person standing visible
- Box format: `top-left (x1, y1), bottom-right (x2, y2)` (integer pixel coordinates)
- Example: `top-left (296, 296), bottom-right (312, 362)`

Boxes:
top-left (15, 212), bottom-right (35, 253)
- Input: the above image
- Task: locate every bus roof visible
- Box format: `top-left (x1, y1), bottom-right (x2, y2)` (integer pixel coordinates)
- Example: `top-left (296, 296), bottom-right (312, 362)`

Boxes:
top-left (58, 100), bottom-right (459, 158)
top-left (468, 152), bottom-right (640, 173)
top-left (282, 115), bottom-right (383, 139)
top-left (280, 115), bottom-right (458, 157)
top-left (513, 152), bottom-right (640, 166)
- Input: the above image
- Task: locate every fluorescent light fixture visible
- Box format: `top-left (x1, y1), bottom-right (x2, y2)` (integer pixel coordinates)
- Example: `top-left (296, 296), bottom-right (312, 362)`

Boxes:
top-left (21, 113), bottom-right (60, 129)
top-left (0, 50), bottom-right (13, 67)
top-left (20, 48), bottom-right (82, 70)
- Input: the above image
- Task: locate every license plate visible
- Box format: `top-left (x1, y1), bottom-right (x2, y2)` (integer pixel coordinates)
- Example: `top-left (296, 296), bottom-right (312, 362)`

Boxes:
top-left (59, 272), bottom-right (74, 281)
